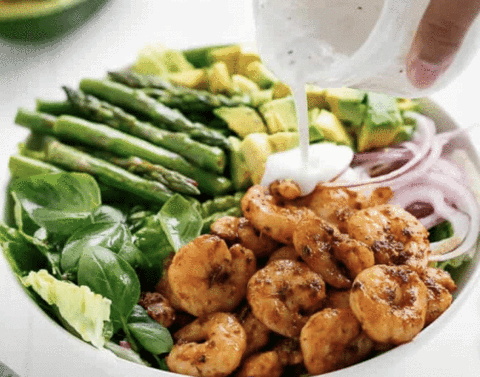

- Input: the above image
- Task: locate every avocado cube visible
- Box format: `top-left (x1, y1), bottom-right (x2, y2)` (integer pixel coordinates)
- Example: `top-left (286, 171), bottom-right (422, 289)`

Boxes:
top-left (213, 106), bottom-right (267, 139)
top-left (258, 96), bottom-right (298, 133)
top-left (268, 132), bottom-right (299, 153)
top-left (160, 49), bottom-right (195, 73)
top-left (168, 69), bottom-right (208, 89)
top-left (207, 61), bottom-right (234, 94)
top-left (207, 45), bottom-right (242, 75)
top-left (228, 136), bottom-right (253, 191)
top-left (251, 89), bottom-right (274, 107)
top-left (237, 51), bottom-right (262, 76)
top-left (397, 98), bottom-right (420, 112)
top-left (231, 74), bottom-right (260, 94)
top-left (272, 81), bottom-right (292, 99)
top-left (306, 85), bottom-right (328, 109)
top-left (240, 133), bottom-right (273, 184)
top-left (309, 108), bottom-right (353, 147)
top-left (325, 88), bottom-right (367, 127)
top-left (243, 61), bottom-right (278, 89)
top-left (356, 92), bottom-right (406, 152)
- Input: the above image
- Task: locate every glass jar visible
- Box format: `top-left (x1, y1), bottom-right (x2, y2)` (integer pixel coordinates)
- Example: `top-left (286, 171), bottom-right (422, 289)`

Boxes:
top-left (253, 0), bottom-right (480, 97)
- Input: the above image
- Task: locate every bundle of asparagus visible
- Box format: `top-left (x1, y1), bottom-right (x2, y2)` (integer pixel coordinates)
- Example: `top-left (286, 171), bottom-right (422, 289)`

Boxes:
top-left (9, 66), bottom-right (262, 204)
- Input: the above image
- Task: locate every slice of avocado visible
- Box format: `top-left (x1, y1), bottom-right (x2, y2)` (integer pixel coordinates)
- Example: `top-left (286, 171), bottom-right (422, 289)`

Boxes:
top-left (258, 96), bottom-right (298, 133)
top-left (272, 81), bottom-right (292, 99)
top-left (325, 88), bottom-right (367, 127)
top-left (213, 106), bottom-right (267, 139)
top-left (228, 136), bottom-right (253, 191)
top-left (309, 108), bottom-right (353, 147)
top-left (243, 61), bottom-right (278, 89)
top-left (0, 0), bottom-right (109, 42)
top-left (356, 92), bottom-right (406, 152)
top-left (240, 133), bottom-right (273, 184)
top-left (250, 88), bottom-right (274, 107)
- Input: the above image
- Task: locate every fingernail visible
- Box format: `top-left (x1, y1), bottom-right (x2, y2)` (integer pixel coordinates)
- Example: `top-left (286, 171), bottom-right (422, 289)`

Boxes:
top-left (407, 59), bottom-right (446, 89)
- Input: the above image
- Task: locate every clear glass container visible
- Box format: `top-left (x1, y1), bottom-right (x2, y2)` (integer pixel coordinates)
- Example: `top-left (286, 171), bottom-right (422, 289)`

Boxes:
top-left (253, 0), bottom-right (480, 97)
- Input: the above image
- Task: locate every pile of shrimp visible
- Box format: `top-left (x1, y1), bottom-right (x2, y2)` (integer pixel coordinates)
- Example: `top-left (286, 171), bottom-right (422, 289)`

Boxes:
top-left (140, 180), bottom-right (457, 377)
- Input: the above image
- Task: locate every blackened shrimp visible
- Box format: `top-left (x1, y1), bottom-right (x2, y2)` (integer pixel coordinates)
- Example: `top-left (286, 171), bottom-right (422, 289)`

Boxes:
top-left (138, 292), bottom-right (175, 328)
top-left (293, 185), bottom-right (393, 232)
top-left (166, 312), bottom-right (246, 377)
top-left (168, 235), bottom-right (256, 317)
top-left (346, 204), bottom-right (430, 272)
top-left (300, 307), bottom-right (373, 375)
top-left (241, 185), bottom-right (313, 244)
top-left (236, 304), bottom-right (271, 356)
top-left (420, 267), bottom-right (457, 326)
top-left (210, 216), bottom-right (279, 258)
top-left (350, 264), bottom-right (428, 344)
top-left (293, 215), bottom-right (374, 288)
top-left (247, 259), bottom-right (326, 337)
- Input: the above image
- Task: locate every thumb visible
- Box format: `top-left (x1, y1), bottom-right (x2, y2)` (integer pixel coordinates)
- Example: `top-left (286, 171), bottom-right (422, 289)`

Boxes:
top-left (406, 0), bottom-right (480, 89)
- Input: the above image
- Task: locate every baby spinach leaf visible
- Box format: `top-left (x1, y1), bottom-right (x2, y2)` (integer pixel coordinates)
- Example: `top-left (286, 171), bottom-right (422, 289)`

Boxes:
top-left (11, 191), bottom-right (40, 237)
top-left (127, 305), bottom-right (173, 355)
top-left (159, 194), bottom-right (202, 252)
top-left (93, 205), bottom-right (126, 224)
top-left (61, 221), bottom-right (143, 273)
top-left (9, 172), bottom-right (102, 235)
top-left (0, 222), bottom-right (48, 276)
top-left (77, 246), bottom-right (140, 332)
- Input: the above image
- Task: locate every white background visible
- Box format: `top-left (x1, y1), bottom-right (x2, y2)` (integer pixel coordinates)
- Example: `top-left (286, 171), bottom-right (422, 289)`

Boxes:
top-left (1, 1), bottom-right (480, 376)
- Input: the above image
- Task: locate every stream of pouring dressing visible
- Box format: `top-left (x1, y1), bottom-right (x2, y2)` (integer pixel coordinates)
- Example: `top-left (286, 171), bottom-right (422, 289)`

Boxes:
top-left (256, 0), bottom-right (383, 194)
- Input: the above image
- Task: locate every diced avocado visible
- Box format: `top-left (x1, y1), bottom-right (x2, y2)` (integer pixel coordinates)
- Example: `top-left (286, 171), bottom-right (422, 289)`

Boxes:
top-left (309, 108), bottom-right (353, 147)
top-left (272, 82), bottom-right (292, 99)
top-left (183, 43), bottom-right (237, 68)
top-left (228, 136), bottom-right (253, 191)
top-left (268, 132), bottom-right (299, 153)
top-left (240, 133), bottom-right (273, 184)
top-left (168, 69), bottom-right (208, 89)
top-left (207, 62), bottom-right (234, 94)
top-left (133, 44), bottom-right (195, 76)
top-left (325, 88), bottom-right (367, 127)
top-left (306, 85), bottom-right (328, 109)
top-left (356, 92), bottom-right (406, 152)
top-left (232, 74), bottom-right (260, 94)
top-left (237, 51), bottom-right (262, 76)
top-left (251, 89), bottom-right (274, 107)
top-left (0, 0), bottom-right (108, 42)
top-left (258, 96), bottom-right (298, 133)
top-left (213, 106), bottom-right (267, 138)
top-left (397, 98), bottom-right (420, 112)
top-left (207, 45), bottom-right (242, 75)
top-left (243, 61), bottom-right (278, 89)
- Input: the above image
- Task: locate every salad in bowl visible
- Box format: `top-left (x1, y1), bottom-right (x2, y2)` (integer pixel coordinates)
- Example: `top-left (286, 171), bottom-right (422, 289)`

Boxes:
top-left (1, 43), bottom-right (479, 377)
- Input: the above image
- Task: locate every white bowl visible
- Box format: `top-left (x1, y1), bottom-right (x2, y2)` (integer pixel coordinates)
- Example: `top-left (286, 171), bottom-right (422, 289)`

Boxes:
top-left (1, 98), bottom-right (479, 377)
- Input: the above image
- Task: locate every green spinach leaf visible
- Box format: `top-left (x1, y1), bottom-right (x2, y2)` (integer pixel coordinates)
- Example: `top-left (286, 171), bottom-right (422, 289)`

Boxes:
top-left (9, 172), bottom-right (102, 235)
top-left (93, 205), bottom-right (126, 224)
top-left (61, 221), bottom-right (143, 273)
top-left (127, 305), bottom-right (173, 355)
top-left (77, 246), bottom-right (140, 333)
top-left (0, 223), bottom-right (48, 276)
top-left (159, 194), bottom-right (202, 252)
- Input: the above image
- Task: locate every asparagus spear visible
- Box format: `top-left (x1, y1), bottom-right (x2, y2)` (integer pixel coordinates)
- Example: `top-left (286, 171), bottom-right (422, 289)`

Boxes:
top-left (62, 87), bottom-right (226, 174)
top-left (35, 99), bottom-right (77, 116)
top-left (15, 109), bottom-right (232, 196)
top-left (78, 78), bottom-right (230, 149)
top-left (19, 137), bottom-right (175, 204)
top-left (107, 70), bottom-right (252, 112)
top-left (82, 149), bottom-right (200, 196)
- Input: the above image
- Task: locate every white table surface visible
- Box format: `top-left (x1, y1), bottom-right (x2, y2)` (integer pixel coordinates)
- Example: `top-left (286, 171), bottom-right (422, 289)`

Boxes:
top-left (1, 1), bottom-right (480, 376)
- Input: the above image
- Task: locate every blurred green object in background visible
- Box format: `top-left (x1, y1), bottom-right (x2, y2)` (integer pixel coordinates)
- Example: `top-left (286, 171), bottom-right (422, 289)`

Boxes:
top-left (0, 0), bottom-right (109, 42)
